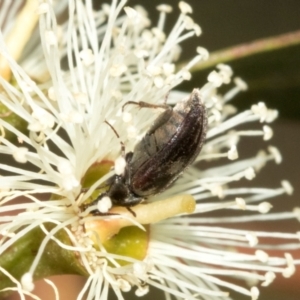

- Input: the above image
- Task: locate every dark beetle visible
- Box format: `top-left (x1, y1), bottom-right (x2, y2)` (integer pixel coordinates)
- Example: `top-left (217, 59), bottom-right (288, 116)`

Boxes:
top-left (86, 89), bottom-right (207, 212)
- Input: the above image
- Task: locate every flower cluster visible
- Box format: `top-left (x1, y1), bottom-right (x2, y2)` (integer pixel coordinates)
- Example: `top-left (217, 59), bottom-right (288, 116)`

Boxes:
top-left (0, 1), bottom-right (299, 300)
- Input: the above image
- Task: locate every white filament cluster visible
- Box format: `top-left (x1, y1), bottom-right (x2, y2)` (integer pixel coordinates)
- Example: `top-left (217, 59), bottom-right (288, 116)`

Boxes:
top-left (0, 1), bottom-right (299, 300)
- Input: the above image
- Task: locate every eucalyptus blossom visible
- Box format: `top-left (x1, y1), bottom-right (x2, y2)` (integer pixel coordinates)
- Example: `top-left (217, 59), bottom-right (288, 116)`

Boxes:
top-left (0, 1), bottom-right (299, 300)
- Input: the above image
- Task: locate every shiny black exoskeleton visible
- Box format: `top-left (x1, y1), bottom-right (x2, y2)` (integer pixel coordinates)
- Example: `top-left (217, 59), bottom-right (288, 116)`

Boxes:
top-left (88, 89), bottom-right (207, 211)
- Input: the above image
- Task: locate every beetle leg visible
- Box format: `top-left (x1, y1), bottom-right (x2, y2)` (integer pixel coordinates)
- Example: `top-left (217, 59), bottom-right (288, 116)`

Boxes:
top-left (122, 100), bottom-right (174, 135)
top-left (122, 100), bottom-right (170, 112)
top-left (88, 211), bottom-right (120, 216)
top-left (126, 206), bottom-right (136, 217)
top-left (85, 208), bottom-right (135, 217)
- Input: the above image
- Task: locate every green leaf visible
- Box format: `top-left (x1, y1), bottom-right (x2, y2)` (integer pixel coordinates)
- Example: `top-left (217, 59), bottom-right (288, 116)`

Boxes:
top-left (0, 225), bottom-right (87, 298)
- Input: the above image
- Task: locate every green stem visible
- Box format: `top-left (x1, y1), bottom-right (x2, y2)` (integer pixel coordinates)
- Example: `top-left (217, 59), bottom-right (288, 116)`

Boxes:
top-left (185, 29), bottom-right (300, 72)
top-left (0, 225), bottom-right (87, 299)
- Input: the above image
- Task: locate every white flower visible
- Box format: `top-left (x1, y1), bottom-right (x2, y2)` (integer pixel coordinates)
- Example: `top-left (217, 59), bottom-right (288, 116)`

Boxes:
top-left (0, 0), bottom-right (68, 81)
top-left (0, 1), bottom-right (299, 300)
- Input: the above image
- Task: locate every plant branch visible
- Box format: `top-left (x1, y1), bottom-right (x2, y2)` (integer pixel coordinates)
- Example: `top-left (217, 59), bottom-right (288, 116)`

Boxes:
top-left (185, 29), bottom-right (300, 72)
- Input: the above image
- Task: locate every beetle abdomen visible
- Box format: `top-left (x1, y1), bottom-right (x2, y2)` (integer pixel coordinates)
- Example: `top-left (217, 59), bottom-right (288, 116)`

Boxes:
top-left (130, 89), bottom-right (207, 196)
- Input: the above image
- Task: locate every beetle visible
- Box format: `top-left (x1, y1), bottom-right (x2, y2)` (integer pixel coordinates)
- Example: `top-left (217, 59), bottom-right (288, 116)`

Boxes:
top-left (84, 88), bottom-right (207, 214)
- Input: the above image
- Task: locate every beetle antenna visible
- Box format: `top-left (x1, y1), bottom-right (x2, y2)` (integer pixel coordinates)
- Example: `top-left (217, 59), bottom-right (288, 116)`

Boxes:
top-left (104, 120), bottom-right (125, 157)
top-left (163, 90), bottom-right (170, 104)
